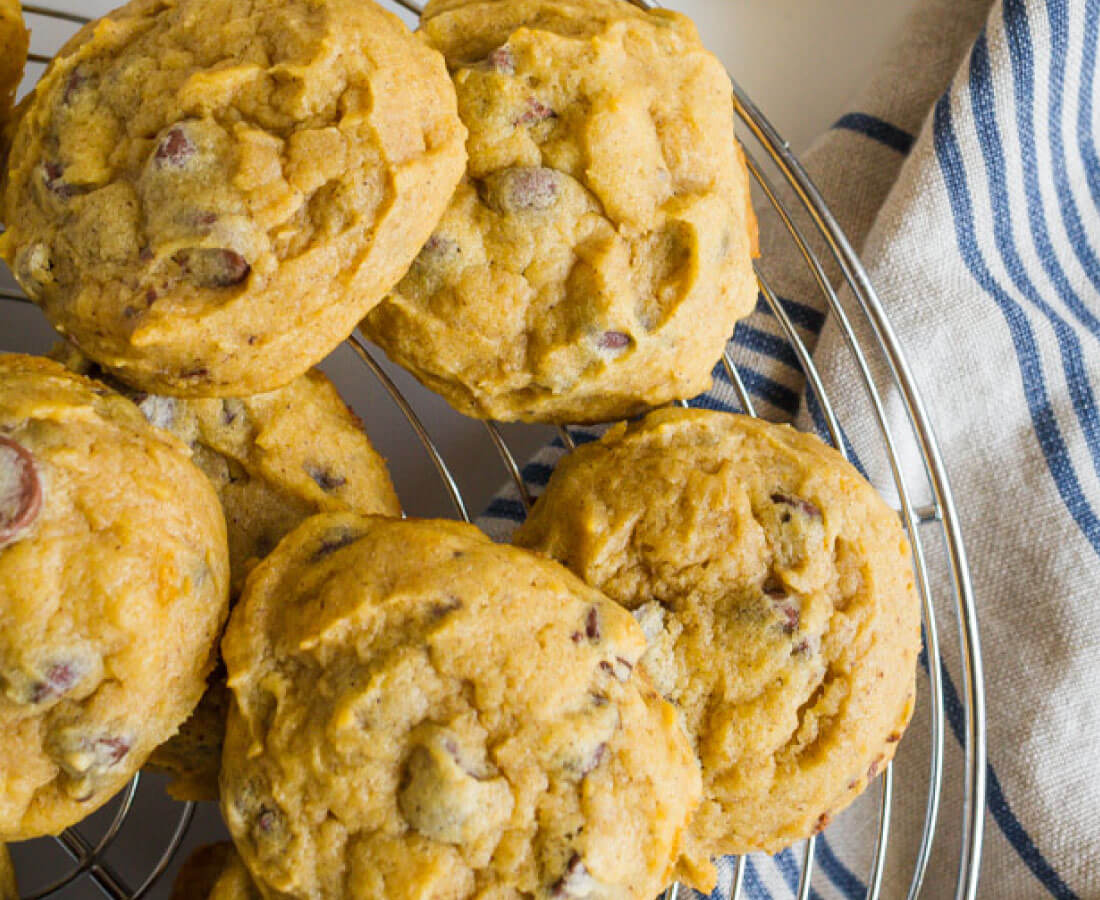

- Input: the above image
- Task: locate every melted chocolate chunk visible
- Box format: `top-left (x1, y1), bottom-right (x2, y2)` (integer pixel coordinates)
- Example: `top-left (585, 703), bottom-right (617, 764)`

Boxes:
top-left (550, 854), bottom-right (595, 898)
top-left (154, 126), bottom-right (196, 168)
top-left (312, 529), bottom-right (360, 563)
top-left (585, 607), bottom-right (600, 641)
top-left (174, 248), bottom-right (251, 288)
top-left (305, 464), bottom-right (346, 492)
top-left (516, 98), bottom-right (556, 126)
top-left (481, 167), bottom-right (561, 214)
top-left (597, 331), bottom-right (631, 351)
top-left (487, 46), bottom-right (516, 75)
top-left (29, 661), bottom-right (82, 705)
top-left (770, 492), bottom-right (822, 520)
top-left (0, 436), bottom-right (43, 548)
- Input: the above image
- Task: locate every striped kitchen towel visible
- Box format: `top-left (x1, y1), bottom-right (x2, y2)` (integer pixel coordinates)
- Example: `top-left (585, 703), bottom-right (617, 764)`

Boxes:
top-left (479, 0), bottom-right (1100, 896)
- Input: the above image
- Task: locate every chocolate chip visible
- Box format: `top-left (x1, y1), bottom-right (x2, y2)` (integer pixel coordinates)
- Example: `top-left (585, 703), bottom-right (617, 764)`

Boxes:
top-left (311, 529), bottom-right (359, 562)
top-left (430, 597), bottom-right (463, 619)
top-left (487, 46), bottom-right (516, 75)
top-left (221, 398), bottom-right (246, 425)
top-left (596, 331), bottom-right (631, 351)
top-left (886, 731), bottom-right (902, 743)
top-left (420, 233), bottom-right (460, 260)
top-left (868, 758), bottom-right (882, 780)
top-left (516, 98), bottom-right (556, 126)
top-left (584, 607), bottom-right (600, 641)
top-left (814, 812), bottom-right (831, 834)
top-left (792, 639), bottom-right (810, 655)
top-left (154, 125), bottom-right (196, 168)
top-left (480, 166), bottom-right (561, 214)
top-left (135, 394), bottom-right (177, 431)
top-left (62, 67), bottom-right (89, 104)
top-left (0, 436), bottom-right (44, 549)
top-left (29, 662), bottom-right (82, 705)
top-left (174, 248), bottom-right (251, 288)
top-left (42, 162), bottom-right (78, 200)
top-left (581, 742), bottom-right (607, 776)
top-left (771, 596), bottom-right (800, 635)
top-left (305, 464), bottom-right (346, 492)
top-left (97, 736), bottom-right (131, 766)
top-left (598, 657), bottom-right (633, 682)
top-left (550, 854), bottom-right (596, 898)
top-left (770, 493), bottom-right (822, 520)
top-left (257, 807), bottom-right (278, 833)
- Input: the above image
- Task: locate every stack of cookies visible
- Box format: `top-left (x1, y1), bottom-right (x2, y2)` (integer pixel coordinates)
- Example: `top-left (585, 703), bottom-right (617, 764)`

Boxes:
top-left (0, 1), bottom-right (921, 898)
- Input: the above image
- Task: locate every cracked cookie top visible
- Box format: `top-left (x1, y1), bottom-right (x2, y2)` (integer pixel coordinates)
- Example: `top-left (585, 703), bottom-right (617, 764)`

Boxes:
top-left (0, 354), bottom-right (229, 840)
top-left (363, 0), bottom-right (757, 423)
top-left (1, 0), bottom-right (466, 396)
top-left (221, 514), bottom-right (700, 900)
top-left (514, 408), bottom-right (920, 877)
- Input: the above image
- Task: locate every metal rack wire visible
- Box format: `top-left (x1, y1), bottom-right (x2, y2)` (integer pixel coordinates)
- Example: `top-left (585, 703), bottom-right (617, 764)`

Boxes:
top-left (1, 1), bottom-right (986, 897)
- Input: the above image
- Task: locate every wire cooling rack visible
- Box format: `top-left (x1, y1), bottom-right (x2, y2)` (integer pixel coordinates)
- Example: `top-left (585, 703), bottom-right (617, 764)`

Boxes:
top-left (1, 1), bottom-right (986, 898)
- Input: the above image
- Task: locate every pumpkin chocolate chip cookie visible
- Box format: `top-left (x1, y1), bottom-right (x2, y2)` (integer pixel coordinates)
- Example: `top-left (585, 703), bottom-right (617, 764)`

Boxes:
top-left (172, 843), bottom-right (260, 900)
top-left (1, 0), bottom-right (466, 397)
top-left (54, 343), bottom-right (402, 801)
top-left (0, 354), bottom-right (230, 841)
top-left (363, 0), bottom-right (758, 424)
top-left (0, 0), bottom-right (28, 138)
top-left (514, 409), bottom-right (921, 883)
top-left (221, 514), bottom-right (701, 900)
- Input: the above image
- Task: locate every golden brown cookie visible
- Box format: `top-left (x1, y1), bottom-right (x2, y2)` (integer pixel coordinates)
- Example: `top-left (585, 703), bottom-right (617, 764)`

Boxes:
top-left (53, 344), bottom-right (402, 801)
top-left (0, 844), bottom-right (15, 900)
top-left (221, 514), bottom-right (701, 900)
top-left (0, 354), bottom-right (230, 841)
top-left (1, 0), bottom-right (466, 397)
top-left (363, 0), bottom-right (757, 424)
top-left (172, 843), bottom-right (260, 900)
top-left (0, 0), bottom-right (28, 138)
top-left (514, 409), bottom-right (920, 879)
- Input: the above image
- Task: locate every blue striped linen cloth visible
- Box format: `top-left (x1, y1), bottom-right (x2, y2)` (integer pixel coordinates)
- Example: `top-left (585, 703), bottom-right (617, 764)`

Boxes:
top-left (477, 0), bottom-right (1100, 896)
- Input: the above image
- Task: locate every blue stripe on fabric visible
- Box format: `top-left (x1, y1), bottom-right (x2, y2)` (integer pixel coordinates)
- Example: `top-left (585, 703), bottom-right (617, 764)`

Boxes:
top-left (925, 650), bottom-right (1081, 899)
top-left (815, 837), bottom-right (867, 900)
top-left (972, 23), bottom-right (1100, 484)
top-left (1078, 0), bottom-right (1100, 210)
top-left (934, 80), bottom-right (1087, 899)
top-left (519, 462), bottom-right (554, 487)
top-left (832, 112), bottom-right (916, 155)
top-left (1044, 0), bottom-right (1100, 304)
top-left (689, 394), bottom-right (743, 415)
top-left (722, 366), bottom-right (801, 416)
top-left (741, 857), bottom-right (774, 900)
top-left (999, 0), bottom-right (1100, 348)
top-left (937, 70), bottom-right (1100, 561)
top-left (483, 498), bottom-right (526, 522)
top-left (733, 323), bottom-right (803, 372)
top-left (773, 848), bottom-right (825, 900)
top-left (570, 429), bottom-right (601, 446)
top-left (755, 294), bottom-right (828, 336)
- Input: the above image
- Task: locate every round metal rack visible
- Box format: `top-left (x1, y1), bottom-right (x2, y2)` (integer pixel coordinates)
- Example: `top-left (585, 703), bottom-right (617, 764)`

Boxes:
top-left (1, 2), bottom-right (986, 897)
